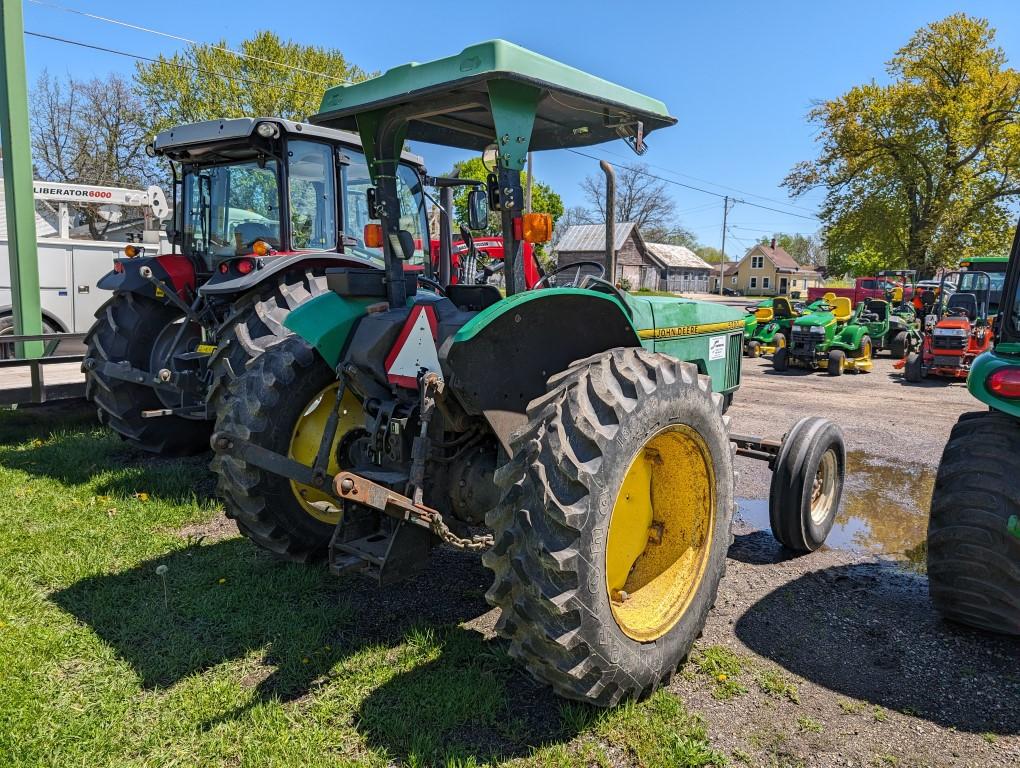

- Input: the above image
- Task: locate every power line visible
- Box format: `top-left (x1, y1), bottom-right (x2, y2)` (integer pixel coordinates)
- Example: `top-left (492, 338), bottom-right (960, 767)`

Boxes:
top-left (568, 148), bottom-right (821, 222)
top-left (582, 143), bottom-right (820, 216)
top-left (26, 0), bottom-right (352, 83)
top-left (24, 30), bottom-right (320, 99)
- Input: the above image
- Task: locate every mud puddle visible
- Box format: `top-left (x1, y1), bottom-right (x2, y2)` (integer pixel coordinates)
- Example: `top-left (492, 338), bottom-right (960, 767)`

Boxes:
top-left (735, 451), bottom-right (935, 567)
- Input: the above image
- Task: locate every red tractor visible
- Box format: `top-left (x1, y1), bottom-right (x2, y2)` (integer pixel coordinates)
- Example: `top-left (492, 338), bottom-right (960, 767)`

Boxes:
top-left (905, 270), bottom-right (993, 382)
top-left (429, 235), bottom-right (540, 287)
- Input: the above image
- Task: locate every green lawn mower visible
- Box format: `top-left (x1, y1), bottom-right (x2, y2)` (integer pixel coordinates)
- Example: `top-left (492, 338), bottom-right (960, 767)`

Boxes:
top-left (209, 41), bottom-right (847, 706)
top-left (928, 219), bottom-right (1020, 635)
top-left (846, 298), bottom-right (919, 358)
top-left (774, 296), bottom-right (874, 375)
top-left (744, 296), bottom-right (797, 357)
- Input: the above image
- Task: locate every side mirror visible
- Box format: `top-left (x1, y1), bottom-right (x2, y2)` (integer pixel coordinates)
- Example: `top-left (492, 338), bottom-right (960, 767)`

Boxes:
top-left (467, 188), bottom-right (489, 231)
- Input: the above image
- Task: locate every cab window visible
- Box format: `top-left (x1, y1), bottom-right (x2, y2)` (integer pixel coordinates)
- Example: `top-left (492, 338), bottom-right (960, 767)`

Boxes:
top-left (288, 141), bottom-right (337, 251)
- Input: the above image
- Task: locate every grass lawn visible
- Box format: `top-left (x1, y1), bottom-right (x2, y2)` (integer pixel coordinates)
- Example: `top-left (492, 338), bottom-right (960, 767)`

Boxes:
top-left (0, 404), bottom-right (726, 767)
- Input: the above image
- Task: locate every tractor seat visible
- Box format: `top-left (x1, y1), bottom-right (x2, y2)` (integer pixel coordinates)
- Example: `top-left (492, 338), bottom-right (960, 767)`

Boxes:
top-left (445, 283), bottom-right (503, 312)
top-left (754, 307), bottom-right (774, 323)
top-left (946, 292), bottom-right (978, 322)
top-left (823, 292), bottom-right (837, 304)
top-left (830, 297), bottom-right (852, 322)
top-left (865, 300), bottom-right (888, 320)
top-left (772, 298), bottom-right (794, 319)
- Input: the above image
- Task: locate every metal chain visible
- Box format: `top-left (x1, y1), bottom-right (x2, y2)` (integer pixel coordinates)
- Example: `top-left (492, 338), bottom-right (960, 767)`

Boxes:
top-left (421, 508), bottom-right (494, 550)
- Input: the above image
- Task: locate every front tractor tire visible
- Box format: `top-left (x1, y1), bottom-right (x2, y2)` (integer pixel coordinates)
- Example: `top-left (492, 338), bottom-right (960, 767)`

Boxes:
top-left (928, 411), bottom-right (1020, 635)
top-left (212, 335), bottom-right (360, 561)
top-left (85, 292), bottom-right (210, 455)
top-left (484, 348), bottom-right (734, 706)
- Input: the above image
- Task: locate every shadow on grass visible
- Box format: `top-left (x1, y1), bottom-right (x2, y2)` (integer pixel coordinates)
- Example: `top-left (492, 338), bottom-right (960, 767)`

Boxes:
top-left (734, 562), bottom-right (1020, 735)
top-left (0, 401), bottom-right (215, 504)
top-left (51, 538), bottom-right (578, 761)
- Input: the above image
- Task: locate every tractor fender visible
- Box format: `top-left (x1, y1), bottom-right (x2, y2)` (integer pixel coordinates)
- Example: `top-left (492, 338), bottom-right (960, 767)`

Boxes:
top-left (199, 252), bottom-right (381, 297)
top-left (442, 288), bottom-right (640, 451)
top-left (282, 291), bottom-right (380, 369)
top-left (96, 254), bottom-right (196, 302)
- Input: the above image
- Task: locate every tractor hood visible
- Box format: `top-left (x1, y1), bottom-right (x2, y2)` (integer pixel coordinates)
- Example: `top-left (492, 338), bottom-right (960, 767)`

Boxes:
top-left (936, 317), bottom-right (970, 332)
top-left (793, 312), bottom-right (836, 330)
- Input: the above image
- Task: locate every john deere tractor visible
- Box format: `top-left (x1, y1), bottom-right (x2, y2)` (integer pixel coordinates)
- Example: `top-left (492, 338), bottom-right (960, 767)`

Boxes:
top-left (83, 118), bottom-right (443, 454)
top-left (774, 296), bottom-right (873, 375)
top-left (210, 41), bottom-right (846, 705)
top-left (928, 219), bottom-right (1020, 635)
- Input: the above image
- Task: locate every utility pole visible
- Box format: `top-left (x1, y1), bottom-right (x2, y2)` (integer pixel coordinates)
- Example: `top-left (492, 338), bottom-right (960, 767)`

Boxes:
top-left (1, 1), bottom-right (44, 358)
top-left (717, 196), bottom-right (732, 296)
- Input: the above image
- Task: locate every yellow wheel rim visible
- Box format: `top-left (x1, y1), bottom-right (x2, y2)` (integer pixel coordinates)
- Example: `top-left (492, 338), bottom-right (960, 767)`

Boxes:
top-left (605, 425), bottom-right (716, 642)
top-left (288, 383), bottom-right (362, 525)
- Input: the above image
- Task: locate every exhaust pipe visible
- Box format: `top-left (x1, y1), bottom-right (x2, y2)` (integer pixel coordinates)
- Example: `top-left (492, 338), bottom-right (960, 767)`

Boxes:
top-left (601, 161), bottom-right (616, 284)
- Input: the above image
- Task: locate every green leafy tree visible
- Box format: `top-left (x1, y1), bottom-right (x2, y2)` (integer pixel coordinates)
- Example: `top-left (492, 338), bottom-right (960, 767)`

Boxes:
top-left (133, 31), bottom-right (369, 137)
top-left (784, 14), bottom-right (1020, 276)
top-left (446, 157), bottom-right (564, 262)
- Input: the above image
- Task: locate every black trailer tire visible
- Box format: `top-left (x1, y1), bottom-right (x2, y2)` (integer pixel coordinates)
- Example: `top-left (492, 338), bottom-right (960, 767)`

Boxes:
top-left (84, 292), bottom-right (210, 455)
top-left (927, 411), bottom-right (1020, 635)
top-left (905, 352), bottom-right (924, 382)
top-left (211, 335), bottom-right (352, 561)
top-left (207, 269), bottom-right (328, 414)
top-left (772, 347), bottom-right (789, 372)
top-left (889, 331), bottom-right (908, 359)
top-left (746, 340), bottom-right (761, 358)
top-left (484, 348), bottom-right (734, 706)
top-left (827, 349), bottom-right (845, 376)
top-left (768, 416), bottom-right (845, 553)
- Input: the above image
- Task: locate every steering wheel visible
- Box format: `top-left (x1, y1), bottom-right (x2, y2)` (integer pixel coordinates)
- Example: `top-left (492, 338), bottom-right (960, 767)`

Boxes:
top-left (533, 260), bottom-right (606, 289)
top-left (948, 306), bottom-right (969, 317)
top-left (417, 274), bottom-right (446, 296)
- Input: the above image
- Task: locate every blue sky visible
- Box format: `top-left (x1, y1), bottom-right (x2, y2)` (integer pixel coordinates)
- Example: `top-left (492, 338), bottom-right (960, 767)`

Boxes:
top-left (21, 0), bottom-right (1020, 258)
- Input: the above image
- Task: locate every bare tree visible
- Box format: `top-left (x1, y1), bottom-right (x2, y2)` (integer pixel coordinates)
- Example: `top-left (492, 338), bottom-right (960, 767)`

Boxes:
top-left (31, 71), bottom-right (157, 238)
top-left (580, 163), bottom-right (677, 231)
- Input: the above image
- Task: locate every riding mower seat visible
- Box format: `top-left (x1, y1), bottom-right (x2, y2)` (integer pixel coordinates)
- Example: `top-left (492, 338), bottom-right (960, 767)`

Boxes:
top-left (754, 306), bottom-right (774, 323)
top-left (946, 292), bottom-right (978, 322)
top-left (830, 297), bottom-right (853, 323)
top-left (823, 292), bottom-right (837, 304)
top-left (446, 283), bottom-right (503, 312)
top-left (865, 300), bottom-right (889, 320)
top-left (772, 297), bottom-right (795, 319)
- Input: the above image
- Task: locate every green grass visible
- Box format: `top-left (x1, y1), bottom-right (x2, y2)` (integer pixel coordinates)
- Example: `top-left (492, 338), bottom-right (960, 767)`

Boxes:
top-left (0, 405), bottom-right (724, 767)
top-left (694, 645), bottom-right (747, 700)
top-left (756, 669), bottom-right (800, 704)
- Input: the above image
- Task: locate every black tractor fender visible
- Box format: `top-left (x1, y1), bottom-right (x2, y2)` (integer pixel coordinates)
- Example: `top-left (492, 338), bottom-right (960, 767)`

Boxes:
top-left (441, 290), bottom-right (641, 451)
top-left (96, 254), bottom-right (195, 303)
top-left (199, 252), bottom-right (383, 298)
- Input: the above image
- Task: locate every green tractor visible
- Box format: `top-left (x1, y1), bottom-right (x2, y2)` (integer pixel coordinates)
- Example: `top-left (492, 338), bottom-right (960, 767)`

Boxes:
top-left (774, 296), bottom-right (874, 375)
top-left (210, 41), bottom-right (847, 705)
top-left (744, 296), bottom-right (796, 358)
top-left (844, 297), bottom-right (917, 359)
top-left (928, 222), bottom-right (1020, 635)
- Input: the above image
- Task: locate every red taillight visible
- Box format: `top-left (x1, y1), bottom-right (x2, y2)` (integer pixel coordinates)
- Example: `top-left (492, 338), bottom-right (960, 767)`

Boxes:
top-left (987, 368), bottom-right (1020, 399)
top-left (113, 260), bottom-right (124, 273)
top-left (236, 258), bottom-right (255, 275)
top-left (219, 263), bottom-right (230, 274)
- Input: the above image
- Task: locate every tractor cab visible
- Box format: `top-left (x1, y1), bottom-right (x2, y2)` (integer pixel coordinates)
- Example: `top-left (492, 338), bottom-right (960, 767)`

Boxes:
top-left (905, 269), bottom-right (994, 381)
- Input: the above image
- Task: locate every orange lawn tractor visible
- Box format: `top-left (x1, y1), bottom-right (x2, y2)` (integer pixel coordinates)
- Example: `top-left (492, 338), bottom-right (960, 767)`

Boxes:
top-left (904, 270), bottom-right (993, 382)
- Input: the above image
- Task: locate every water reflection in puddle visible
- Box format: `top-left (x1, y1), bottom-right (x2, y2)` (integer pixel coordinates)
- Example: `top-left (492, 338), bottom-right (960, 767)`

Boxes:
top-left (736, 451), bottom-right (934, 568)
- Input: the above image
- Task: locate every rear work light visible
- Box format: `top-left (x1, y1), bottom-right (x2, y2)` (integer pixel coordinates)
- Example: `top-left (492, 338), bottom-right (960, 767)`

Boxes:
top-left (987, 368), bottom-right (1020, 399)
top-left (236, 258), bottom-right (255, 275)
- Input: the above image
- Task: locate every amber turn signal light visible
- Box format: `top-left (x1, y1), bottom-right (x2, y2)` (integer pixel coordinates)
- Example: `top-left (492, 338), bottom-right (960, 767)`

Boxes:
top-left (520, 212), bottom-right (553, 244)
top-left (123, 244), bottom-right (141, 258)
top-left (251, 240), bottom-right (271, 257)
top-left (364, 223), bottom-right (384, 248)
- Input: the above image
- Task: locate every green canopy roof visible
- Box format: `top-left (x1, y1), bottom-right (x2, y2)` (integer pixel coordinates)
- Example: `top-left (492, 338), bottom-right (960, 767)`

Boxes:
top-left (311, 40), bottom-right (676, 154)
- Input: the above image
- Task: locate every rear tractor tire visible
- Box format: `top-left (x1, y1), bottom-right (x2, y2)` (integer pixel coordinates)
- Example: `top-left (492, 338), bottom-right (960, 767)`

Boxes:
top-left (769, 417), bottom-right (845, 553)
top-left (889, 331), bottom-right (908, 359)
top-left (746, 340), bottom-right (761, 358)
top-left (927, 411), bottom-right (1020, 635)
top-left (484, 347), bottom-right (734, 706)
top-left (207, 269), bottom-right (328, 414)
top-left (84, 292), bottom-right (210, 455)
top-left (212, 335), bottom-right (362, 561)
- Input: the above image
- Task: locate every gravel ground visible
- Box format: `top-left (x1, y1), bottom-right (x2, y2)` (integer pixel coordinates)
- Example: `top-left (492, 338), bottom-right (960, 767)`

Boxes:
top-left (686, 352), bottom-right (1020, 767)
